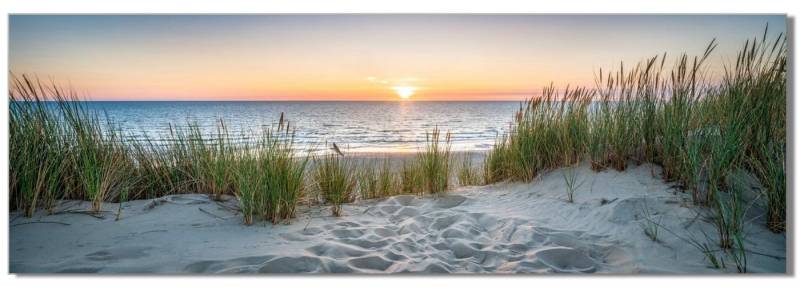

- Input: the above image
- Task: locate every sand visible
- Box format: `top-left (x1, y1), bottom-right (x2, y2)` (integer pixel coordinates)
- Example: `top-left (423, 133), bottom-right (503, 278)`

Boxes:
top-left (9, 162), bottom-right (786, 274)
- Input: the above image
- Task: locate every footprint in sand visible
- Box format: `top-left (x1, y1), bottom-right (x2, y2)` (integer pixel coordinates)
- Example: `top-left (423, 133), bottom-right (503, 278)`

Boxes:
top-left (177, 193), bottom-right (631, 274)
top-left (432, 195), bottom-right (468, 209)
top-left (84, 246), bottom-right (152, 262)
top-left (257, 256), bottom-right (324, 273)
top-left (533, 246), bottom-right (596, 273)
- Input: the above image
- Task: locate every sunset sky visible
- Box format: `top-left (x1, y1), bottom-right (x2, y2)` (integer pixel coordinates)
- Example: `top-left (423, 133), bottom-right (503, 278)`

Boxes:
top-left (9, 15), bottom-right (786, 101)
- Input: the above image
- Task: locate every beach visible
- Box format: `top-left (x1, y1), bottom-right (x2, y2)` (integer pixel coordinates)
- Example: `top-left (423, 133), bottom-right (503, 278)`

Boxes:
top-left (7, 15), bottom-right (788, 277)
top-left (10, 161), bottom-right (785, 274)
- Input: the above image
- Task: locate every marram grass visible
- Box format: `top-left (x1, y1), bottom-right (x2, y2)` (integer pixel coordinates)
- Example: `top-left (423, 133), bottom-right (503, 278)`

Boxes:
top-left (457, 155), bottom-right (483, 186)
top-left (358, 159), bottom-right (399, 200)
top-left (232, 122), bottom-right (308, 224)
top-left (483, 28), bottom-right (785, 271)
top-left (486, 29), bottom-right (785, 232)
top-left (417, 127), bottom-right (452, 195)
top-left (313, 152), bottom-right (357, 217)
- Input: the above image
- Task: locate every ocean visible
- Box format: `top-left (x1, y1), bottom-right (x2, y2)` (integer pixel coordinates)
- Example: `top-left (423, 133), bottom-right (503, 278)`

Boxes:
top-left (83, 101), bottom-right (522, 153)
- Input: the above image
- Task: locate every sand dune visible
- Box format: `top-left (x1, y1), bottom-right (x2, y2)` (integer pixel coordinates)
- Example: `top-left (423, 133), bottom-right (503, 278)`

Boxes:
top-left (9, 163), bottom-right (785, 274)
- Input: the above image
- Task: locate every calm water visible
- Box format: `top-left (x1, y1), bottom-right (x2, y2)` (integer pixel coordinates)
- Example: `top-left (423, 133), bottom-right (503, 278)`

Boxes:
top-left (84, 101), bottom-right (522, 153)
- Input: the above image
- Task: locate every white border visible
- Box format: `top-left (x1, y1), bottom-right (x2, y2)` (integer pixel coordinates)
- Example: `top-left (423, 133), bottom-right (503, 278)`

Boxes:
top-left (1, 1), bottom-right (798, 287)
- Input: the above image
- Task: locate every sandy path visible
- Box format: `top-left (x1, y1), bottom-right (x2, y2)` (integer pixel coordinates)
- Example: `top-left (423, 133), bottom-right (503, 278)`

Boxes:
top-left (9, 163), bottom-right (785, 274)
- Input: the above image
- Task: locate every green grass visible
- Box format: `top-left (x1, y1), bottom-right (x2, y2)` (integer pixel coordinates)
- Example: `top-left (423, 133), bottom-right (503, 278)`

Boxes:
top-left (9, 76), bottom-right (309, 223)
top-left (483, 136), bottom-right (508, 184)
top-left (480, 28), bottom-right (785, 271)
top-left (167, 122), bottom-right (235, 200)
top-left (639, 199), bottom-right (661, 241)
top-left (10, 76), bottom-right (71, 216)
top-left (232, 122), bottom-right (307, 224)
top-left (751, 141), bottom-right (786, 232)
top-left (313, 152), bottom-right (356, 216)
top-left (486, 29), bottom-right (785, 227)
top-left (487, 86), bottom-right (593, 182)
top-left (358, 159), bottom-right (398, 199)
top-left (70, 120), bottom-right (129, 212)
top-left (400, 159), bottom-right (423, 195)
top-left (8, 80), bottom-right (451, 219)
top-left (10, 75), bottom-right (133, 214)
top-left (233, 154), bottom-right (259, 225)
top-left (417, 127), bottom-right (452, 195)
top-left (357, 162), bottom-right (380, 199)
top-left (561, 166), bottom-right (583, 203)
top-left (457, 155), bottom-right (482, 186)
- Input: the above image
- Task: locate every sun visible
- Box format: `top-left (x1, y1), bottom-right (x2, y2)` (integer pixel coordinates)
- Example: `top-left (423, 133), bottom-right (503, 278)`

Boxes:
top-left (391, 86), bottom-right (417, 99)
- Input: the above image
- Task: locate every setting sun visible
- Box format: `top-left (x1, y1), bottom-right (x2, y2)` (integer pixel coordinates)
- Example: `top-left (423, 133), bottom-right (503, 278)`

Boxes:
top-left (392, 86), bottom-right (418, 99)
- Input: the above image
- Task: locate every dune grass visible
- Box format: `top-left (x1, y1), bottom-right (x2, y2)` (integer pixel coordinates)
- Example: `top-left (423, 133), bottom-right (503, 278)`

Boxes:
top-left (400, 159), bottom-right (423, 195)
top-left (481, 28), bottom-right (785, 271)
top-left (8, 77), bottom-right (451, 220)
top-left (640, 199), bottom-right (661, 242)
top-left (313, 152), bottom-right (357, 217)
top-left (561, 166), bottom-right (583, 203)
top-left (358, 159), bottom-right (398, 200)
top-left (457, 155), bottom-right (482, 186)
top-left (356, 131), bottom-right (455, 198)
top-left (166, 122), bottom-right (236, 200)
top-left (751, 142), bottom-right (786, 232)
top-left (417, 127), bottom-right (452, 195)
top-left (358, 133), bottom-right (457, 199)
top-left (10, 76), bottom-right (132, 214)
top-left (9, 75), bottom-right (309, 222)
top-left (10, 76), bottom-right (72, 216)
top-left (357, 162), bottom-right (380, 200)
top-left (486, 29), bottom-right (785, 230)
top-left (483, 136), bottom-right (508, 185)
top-left (487, 85), bottom-right (593, 182)
top-left (233, 123), bottom-right (308, 224)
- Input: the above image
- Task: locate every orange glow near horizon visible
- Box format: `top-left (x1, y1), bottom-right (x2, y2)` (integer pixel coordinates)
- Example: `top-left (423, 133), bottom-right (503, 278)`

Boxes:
top-left (9, 15), bottom-right (786, 101)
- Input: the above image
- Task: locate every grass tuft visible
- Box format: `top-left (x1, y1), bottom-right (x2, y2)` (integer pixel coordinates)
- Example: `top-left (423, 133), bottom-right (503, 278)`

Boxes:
top-left (639, 199), bottom-right (662, 241)
top-left (417, 127), bottom-right (452, 195)
top-left (232, 121), bottom-right (307, 224)
top-left (313, 151), bottom-right (356, 217)
top-left (457, 155), bottom-right (482, 186)
top-left (358, 158), bottom-right (398, 200)
top-left (561, 166), bottom-right (583, 203)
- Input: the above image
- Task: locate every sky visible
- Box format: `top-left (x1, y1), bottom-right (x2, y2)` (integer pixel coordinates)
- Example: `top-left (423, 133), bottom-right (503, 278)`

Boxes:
top-left (9, 15), bottom-right (786, 101)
